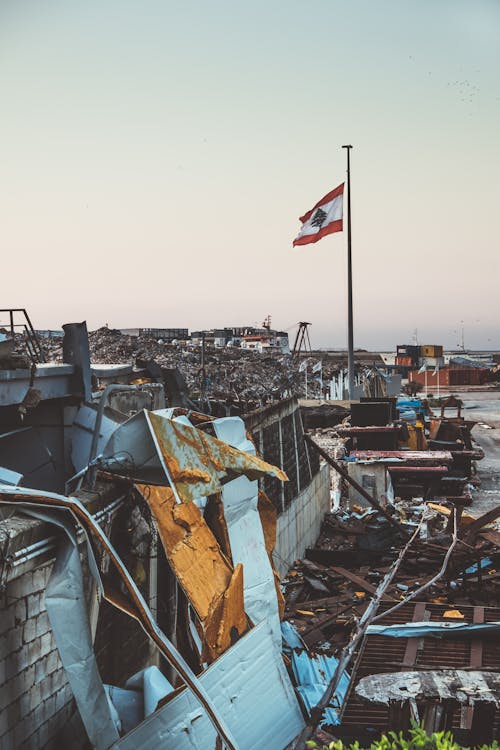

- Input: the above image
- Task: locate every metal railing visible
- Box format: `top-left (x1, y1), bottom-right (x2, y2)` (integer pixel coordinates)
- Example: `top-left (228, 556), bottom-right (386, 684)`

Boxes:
top-left (0, 308), bottom-right (46, 364)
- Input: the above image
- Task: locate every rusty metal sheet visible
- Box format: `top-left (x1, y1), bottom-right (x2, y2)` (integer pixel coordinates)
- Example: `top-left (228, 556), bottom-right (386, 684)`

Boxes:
top-left (258, 490), bottom-right (285, 619)
top-left (203, 563), bottom-right (247, 663)
top-left (147, 411), bottom-right (287, 504)
top-left (98, 410), bottom-right (287, 502)
top-left (135, 483), bottom-right (247, 662)
top-left (210, 417), bottom-right (282, 641)
top-left (137, 484), bottom-right (233, 621)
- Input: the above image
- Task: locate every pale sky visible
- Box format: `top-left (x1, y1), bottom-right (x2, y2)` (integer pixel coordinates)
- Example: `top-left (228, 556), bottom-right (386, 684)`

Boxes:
top-left (1, 0), bottom-right (499, 349)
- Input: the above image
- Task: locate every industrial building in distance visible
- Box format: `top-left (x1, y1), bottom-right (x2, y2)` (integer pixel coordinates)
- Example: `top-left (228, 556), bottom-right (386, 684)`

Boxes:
top-left (119, 316), bottom-right (291, 354)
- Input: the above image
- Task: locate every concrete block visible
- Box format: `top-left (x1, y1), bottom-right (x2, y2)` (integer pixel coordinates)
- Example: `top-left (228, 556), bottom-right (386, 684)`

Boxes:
top-left (0, 636), bottom-right (9, 661)
top-left (46, 649), bottom-right (60, 675)
top-left (32, 566), bottom-right (50, 593)
top-left (6, 627), bottom-right (22, 655)
top-left (35, 611), bottom-right (50, 639)
top-left (22, 618), bottom-right (36, 645)
top-left (11, 598), bottom-right (27, 625)
top-left (12, 644), bottom-right (29, 675)
top-left (29, 681), bottom-right (42, 712)
top-left (5, 575), bottom-right (29, 602)
top-left (40, 632), bottom-right (52, 658)
top-left (12, 714), bottom-right (31, 747)
top-left (41, 673), bottom-right (55, 702)
top-left (0, 707), bottom-right (10, 738)
top-left (26, 593), bottom-right (43, 620)
top-left (54, 686), bottom-right (67, 713)
top-left (35, 656), bottom-right (48, 684)
top-left (42, 694), bottom-right (56, 725)
top-left (27, 636), bottom-right (42, 664)
top-left (0, 608), bottom-right (15, 637)
top-left (18, 691), bottom-right (31, 719)
top-left (50, 667), bottom-right (65, 694)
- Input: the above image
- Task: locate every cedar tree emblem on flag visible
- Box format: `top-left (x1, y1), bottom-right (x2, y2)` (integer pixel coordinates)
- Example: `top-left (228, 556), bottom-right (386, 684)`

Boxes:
top-left (293, 182), bottom-right (344, 246)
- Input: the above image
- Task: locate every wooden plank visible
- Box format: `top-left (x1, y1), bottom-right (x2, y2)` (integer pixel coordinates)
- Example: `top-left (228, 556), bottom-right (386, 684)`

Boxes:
top-left (479, 530), bottom-right (500, 547)
top-left (329, 565), bottom-right (396, 602)
top-left (462, 505), bottom-right (500, 540)
top-left (301, 604), bottom-right (354, 636)
top-left (402, 602), bottom-right (427, 668)
top-left (303, 559), bottom-right (397, 602)
top-left (462, 606), bottom-right (484, 730)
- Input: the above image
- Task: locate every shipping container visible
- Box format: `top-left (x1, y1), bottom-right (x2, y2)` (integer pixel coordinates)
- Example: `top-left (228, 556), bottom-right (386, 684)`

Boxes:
top-left (395, 355), bottom-right (412, 367)
top-left (397, 344), bottom-right (419, 356)
top-left (420, 344), bottom-right (443, 357)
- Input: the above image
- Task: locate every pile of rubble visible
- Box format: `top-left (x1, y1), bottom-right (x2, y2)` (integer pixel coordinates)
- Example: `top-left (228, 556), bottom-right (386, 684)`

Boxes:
top-left (39, 328), bottom-right (321, 402)
top-left (281, 394), bottom-right (500, 747)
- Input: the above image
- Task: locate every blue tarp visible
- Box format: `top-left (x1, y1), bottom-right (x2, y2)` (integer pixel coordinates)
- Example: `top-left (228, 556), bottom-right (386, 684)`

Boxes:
top-left (367, 621), bottom-right (500, 639)
top-left (281, 621), bottom-right (351, 727)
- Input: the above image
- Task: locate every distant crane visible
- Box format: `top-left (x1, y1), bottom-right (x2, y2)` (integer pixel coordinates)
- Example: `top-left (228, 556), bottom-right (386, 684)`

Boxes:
top-left (292, 322), bottom-right (312, 360)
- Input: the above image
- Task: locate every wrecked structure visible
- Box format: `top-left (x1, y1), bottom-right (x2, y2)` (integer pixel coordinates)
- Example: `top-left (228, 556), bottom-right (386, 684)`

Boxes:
top-left (2, 314), bottom-right (500, 749)
top-left (0, 320), bottom-right (329, 749)
top-left (284, 393), bottom-right (500, 748)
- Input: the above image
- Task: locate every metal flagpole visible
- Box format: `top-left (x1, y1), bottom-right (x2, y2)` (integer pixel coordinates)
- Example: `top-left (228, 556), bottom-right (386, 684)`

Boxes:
top-left (342, 145), bottom-right (355, 398)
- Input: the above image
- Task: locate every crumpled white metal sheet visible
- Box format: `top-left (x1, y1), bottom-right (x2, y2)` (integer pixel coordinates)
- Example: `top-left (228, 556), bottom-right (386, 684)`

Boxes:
top-left (96, 410), bottom-right (286, 501)
top-left (212, 417), bottom-right (281, 643)
top-left (111, 621), bottom-right (305, 750)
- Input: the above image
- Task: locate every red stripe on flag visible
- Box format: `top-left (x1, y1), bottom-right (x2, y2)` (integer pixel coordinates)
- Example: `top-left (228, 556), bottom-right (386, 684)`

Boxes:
top-left (293, 219), bottom-right (343, 246)
top-left (299, 182), bottom-right (344, 224)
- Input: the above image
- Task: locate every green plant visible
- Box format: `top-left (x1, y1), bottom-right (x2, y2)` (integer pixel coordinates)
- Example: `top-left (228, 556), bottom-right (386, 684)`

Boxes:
top-left (305, 723), bottom-right (500, 750)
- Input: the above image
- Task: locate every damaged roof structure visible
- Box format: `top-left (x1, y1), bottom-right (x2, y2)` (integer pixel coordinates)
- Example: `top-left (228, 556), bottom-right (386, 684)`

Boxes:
top-left (3, 314), bottom-right (500, 749)
top-left (284, 394), bottom-right (500, 748)
top-left (1, 317), bottom-right (331, 749)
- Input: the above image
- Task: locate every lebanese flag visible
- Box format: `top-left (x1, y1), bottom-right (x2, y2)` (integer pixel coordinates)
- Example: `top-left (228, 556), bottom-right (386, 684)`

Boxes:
top-left (293, 182), bottom-right (344, 246)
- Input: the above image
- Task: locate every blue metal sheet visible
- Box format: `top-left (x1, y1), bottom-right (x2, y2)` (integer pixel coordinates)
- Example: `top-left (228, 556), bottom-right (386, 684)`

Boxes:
top-left (281, 621), bottom-right (350, 726)
top-left (367, 621), bottom-right (500, 639)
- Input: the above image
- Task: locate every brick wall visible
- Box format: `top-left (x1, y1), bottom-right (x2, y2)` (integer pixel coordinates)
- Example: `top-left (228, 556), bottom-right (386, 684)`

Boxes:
top-left (0, 498), bottom-right (150, 750)
top-left (0, 562), bottom-right (75, 750)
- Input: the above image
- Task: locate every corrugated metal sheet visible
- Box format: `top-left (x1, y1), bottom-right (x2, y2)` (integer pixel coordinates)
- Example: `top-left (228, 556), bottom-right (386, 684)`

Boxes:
top-left (281, 621), bottom-right (350, 726)
top-left (98, 410), bottom-right (287, 500)
top-left (112, 621), bottom-right (305, 750)
top-left (341, 602), bottom-right (500, 734)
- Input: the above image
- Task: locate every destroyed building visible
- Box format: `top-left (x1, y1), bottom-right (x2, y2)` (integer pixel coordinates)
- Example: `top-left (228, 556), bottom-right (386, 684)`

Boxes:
top-left (0, 318), bottom-right (329, 749)
top-left (2, 312), bottom-right (500, 749)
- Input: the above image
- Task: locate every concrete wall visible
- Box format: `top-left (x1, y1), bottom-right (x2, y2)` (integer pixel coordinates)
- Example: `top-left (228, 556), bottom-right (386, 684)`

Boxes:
top-left (245, 398), bottom-right (330, 577)
top-left (274, 462), bottom-right (330, 577)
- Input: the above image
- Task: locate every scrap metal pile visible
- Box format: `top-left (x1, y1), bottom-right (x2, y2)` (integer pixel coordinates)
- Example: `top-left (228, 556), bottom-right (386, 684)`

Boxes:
top-left (1, 406), bottom-right (309, 750)
top-left (35, 328), bottom-right (380, 405)
top-left (40, 327), bottom-right (302, 405)
top-left (284, 395), bottom-right (500, 747)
